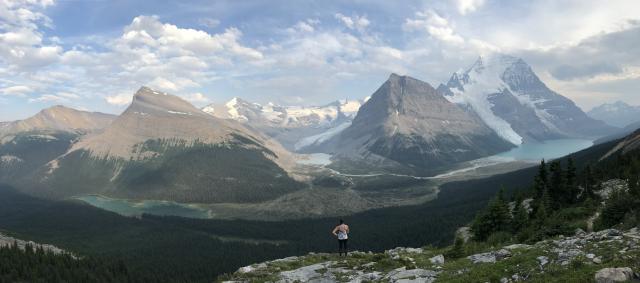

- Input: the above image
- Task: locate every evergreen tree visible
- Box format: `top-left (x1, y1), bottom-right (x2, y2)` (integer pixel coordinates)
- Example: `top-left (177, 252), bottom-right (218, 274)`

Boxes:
top-left (446, 236), bottom-right (466, 259)
top-left (582, 164), bottom-right (597, 201)
top-left (512, 200), bottom-right (529, 233)
top-left (565, 157), bottom-right (578, 203)
top-left (533, 159), bottom-right (548, 198)
top-left (549, 161), bottom-right (564, 207)
top-left (471, 188), bottom-right (512, 241)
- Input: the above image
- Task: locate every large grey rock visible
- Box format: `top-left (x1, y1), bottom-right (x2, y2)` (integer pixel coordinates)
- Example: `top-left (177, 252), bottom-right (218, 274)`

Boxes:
top-left (429, 254), bottom-right (445, 265)
top-left (468, 249), bottom-right (511, 264)
top-left (277, 262), bottom-right (334, 283)
top-left (594, 267), bottom-right (634, 283)
top-left (536, 256), bottom-right (549, 267)
top-left (385, 267), bottom-right (438, 283)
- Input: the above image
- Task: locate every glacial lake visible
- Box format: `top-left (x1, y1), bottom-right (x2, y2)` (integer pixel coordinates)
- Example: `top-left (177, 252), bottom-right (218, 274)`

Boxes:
top-left (496, 138), bottom-right (593, 161)
top-left (75, 195), bottom-right (211, 219)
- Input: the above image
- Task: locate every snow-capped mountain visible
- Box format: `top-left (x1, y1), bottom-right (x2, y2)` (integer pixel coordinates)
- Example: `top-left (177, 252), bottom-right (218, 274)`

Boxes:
top-left (588, 101), bottom-right (640, 128)
top-left (328, 74), bottom-right (514, 175)
top-left (202, 97), bottom-right (368, 151)
top-left (437, 54), bottom-right (615, 144)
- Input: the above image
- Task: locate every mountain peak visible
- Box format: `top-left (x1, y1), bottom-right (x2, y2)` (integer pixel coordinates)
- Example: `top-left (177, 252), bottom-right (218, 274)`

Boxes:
top-left (467, 53), bottom-right (524, 75)
top-left (128, 86), bottom-right (202, 116)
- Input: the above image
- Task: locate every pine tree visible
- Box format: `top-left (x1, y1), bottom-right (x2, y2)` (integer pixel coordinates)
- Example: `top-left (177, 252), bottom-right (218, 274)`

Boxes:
top-left (471, 188), bottom-right (512, 241)
top-left (549, 160), bottom-right (564, 207)
top-left (447, 236), bottom-right (466, 259)
top-left (533, 159), bottom-right (548, 198)
top-left (512, 200), bottom-right (529, 233)
top-left (583, 164), bottom-right (597, 200)
top-left (565, 157), bottom-right (578, 204)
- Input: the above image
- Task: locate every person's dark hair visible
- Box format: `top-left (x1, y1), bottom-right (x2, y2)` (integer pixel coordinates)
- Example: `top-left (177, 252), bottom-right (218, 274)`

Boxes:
top-left (339, 219), bottom-right (344, 224)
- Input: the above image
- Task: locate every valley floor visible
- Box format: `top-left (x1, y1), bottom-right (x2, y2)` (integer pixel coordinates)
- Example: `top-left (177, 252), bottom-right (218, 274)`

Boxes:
top-left (73, 156), bottom-right (535, 221)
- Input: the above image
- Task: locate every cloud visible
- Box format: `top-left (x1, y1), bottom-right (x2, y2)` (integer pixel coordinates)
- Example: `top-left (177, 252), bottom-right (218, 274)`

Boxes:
top-left (287, 19), bottom-right (317, 33)
top-left (523, 21), bottom-right (640, 81)
top-left (0, 0), bottom-right (62, 70)
top-left (452, 0), bottom-right (485, 15)
top-left (403, 10), bottom-right (465, 45)
top-left (198, 18), bottom-right (220, 28)
top-left (334, 13), bottom-right (370, 32)
top-left (551, 63), bottom-right (623, 81)
top-left (105, 92), bottom-right (133, 106)
top-left (28, 92), bottom-right (79, 103)
top-left (181, 92), bottom-right (209, 103)
top-left (0, 85), bottom-right (33, 96)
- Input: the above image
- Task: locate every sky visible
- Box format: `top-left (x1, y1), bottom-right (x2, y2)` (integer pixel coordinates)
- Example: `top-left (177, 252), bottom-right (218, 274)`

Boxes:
top-left (1, 0), bottom-right (639, 121)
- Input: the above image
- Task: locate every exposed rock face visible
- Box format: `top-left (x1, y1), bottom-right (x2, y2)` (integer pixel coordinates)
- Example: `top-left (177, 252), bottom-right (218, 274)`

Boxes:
top-left (330, 73), bottom-right (513, 174)
top-left (588, 101), bottom-right (640, 128)
top-left (0, 105), bottom-right (115, 138)
top-left (0, 233), bottom-right (68, 255)
top-left (437, 54), bottom-right (615, 144)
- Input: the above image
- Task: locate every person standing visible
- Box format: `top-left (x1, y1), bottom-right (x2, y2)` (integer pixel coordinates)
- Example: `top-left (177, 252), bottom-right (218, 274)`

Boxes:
top-left (332, 219), bottom-right (349, 256)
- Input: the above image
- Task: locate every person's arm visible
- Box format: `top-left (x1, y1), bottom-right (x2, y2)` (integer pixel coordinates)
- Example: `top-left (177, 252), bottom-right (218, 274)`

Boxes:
top-left (332, 226), bottom-right (338, 236)
top-left (345, 225), bottom-right (350, 233)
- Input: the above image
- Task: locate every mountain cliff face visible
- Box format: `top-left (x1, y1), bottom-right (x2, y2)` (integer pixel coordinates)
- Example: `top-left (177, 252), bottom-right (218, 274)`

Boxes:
top-left (437, 54), bottom-right (615, 144)
top-left (330, 74), bottom-right (514, 174)
top-left (26, 87), bottom-right (302, 203)
top-left (202, 97), bottom-right (366, 152)
top-left (588, 101), bottom-right (640, 128)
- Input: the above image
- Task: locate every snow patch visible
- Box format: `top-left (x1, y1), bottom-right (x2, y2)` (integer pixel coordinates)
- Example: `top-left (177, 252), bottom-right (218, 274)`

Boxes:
top-left (167, 111), bottom-right (191, 116)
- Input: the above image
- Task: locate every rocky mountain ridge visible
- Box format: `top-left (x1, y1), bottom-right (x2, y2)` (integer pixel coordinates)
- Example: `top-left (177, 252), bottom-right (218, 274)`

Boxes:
top-left (0, 105), bottom-right (115, 140)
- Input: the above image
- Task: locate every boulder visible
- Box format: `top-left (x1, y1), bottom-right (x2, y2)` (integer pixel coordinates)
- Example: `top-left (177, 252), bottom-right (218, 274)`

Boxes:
top-left (429, 254), bottom-right (445, 265)
top-left (594, 267), bottom-right (634, 283)
top-left (385, 267), bottom-right (438, 282)
top-left (536, 256), bottom-right (549, 267)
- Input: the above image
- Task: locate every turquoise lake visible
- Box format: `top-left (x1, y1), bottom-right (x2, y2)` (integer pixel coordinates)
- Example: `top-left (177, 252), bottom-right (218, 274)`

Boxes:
top-left (75, 195), bottom-right (211, 219)
top-left (496, 138), bottom-right (594, 161)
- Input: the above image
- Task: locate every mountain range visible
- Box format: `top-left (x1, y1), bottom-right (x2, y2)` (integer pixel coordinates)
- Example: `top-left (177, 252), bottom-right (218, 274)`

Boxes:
top-left (0, 53), bottom-right (621, 205)
top-left (588, 101), bottom-right (640, 128)
top-left (202, 97), bottom-right (367, 152)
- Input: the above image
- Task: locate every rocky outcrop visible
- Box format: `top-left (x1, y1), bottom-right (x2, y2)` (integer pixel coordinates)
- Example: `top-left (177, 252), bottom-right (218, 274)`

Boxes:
top-left (220, 228), bottom-right (640, 283)
top-left (0, 233), bottom-right (68, 255)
